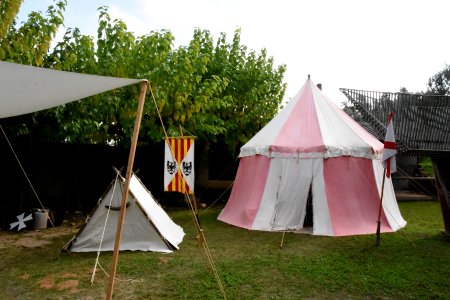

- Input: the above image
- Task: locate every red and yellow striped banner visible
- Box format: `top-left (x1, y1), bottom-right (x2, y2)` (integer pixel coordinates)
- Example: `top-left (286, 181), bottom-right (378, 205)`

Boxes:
top-left (164, 137), bottom-right (195, 194)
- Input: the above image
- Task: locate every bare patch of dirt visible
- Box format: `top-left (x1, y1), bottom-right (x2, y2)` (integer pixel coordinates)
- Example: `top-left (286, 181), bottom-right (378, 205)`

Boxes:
top-left (57, 279), bottom-right (79, 292)
top-left (0, 234), bottom-right (17, 249)
top-left (25, 228), bottom-right (77, 239)
top-left (38, 275), bottom-right (55, 289)
top-left (159, 256), bottom-right (173, 264)
top-left (0, 215), bottom-right (82, 249)
top-left (14, 237), bottom-right (51, 248)
top-left (37, 274), bottom-right (80, 294)
top-left (62, 273), bottom-right (78, 278)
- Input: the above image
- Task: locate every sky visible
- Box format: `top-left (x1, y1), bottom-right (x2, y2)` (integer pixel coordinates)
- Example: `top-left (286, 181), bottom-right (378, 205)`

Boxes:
top-left (17, 0), bottom-right (450, 105)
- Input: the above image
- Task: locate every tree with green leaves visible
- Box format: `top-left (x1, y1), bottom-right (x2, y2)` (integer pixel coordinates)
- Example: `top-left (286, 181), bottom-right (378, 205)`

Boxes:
top-left (427, 64), bottom-right (450, 96)
top-left (0, 0), bottom-right (66, 66)
top-left (0, 0), bottom-right (68, 140)
top-left (0, 0), bottom-right (23, 39)
top-left (207, 30), bottom-right (286, 151)
top-left (3, 6), bottom-right (286, 154)
top-left (41, 7), bottom-right (177, 145)
top-left (146, 28), bottom-right (287, 152)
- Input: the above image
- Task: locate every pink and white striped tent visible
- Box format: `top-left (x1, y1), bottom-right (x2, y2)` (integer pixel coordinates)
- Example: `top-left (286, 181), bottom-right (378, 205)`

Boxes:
top-left (218, 78), bottom-right (406, 236)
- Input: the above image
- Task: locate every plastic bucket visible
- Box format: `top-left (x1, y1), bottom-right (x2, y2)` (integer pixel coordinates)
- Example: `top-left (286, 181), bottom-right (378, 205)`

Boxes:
top-left (33, 209), bottom-right (49, 230)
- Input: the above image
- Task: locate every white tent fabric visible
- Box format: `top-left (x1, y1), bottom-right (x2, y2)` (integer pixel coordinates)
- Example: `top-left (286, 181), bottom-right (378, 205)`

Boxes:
top-left (66, 174), bottom-right (185, 253)
top-left (218, 78), bottom-right (406, 236)
top-left (0, 61), bottom-right (141, 118)
top-left (239, 79), bottom-right (383, 159)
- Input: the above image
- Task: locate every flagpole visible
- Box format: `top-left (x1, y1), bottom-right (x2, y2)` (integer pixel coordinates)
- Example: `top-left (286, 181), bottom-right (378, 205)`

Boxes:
top-left (376, 111), bottom-right (396, 247)
top-left (375, 168), bottom-right (387, 246)
top-left (106, 80), bottom-right (147, 300)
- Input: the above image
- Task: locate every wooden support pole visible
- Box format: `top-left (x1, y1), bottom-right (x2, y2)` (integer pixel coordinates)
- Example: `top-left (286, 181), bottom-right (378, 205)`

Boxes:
top-left (432, 159), bottom-right (450, 236)
top-left (106, 81), bottom-right (148, 300)
top-left (375, 169), bottom-right (387, 246)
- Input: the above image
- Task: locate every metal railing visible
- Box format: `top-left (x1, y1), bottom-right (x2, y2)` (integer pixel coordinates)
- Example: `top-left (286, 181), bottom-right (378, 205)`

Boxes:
top-left (340, 88), bottom-right (450, 154)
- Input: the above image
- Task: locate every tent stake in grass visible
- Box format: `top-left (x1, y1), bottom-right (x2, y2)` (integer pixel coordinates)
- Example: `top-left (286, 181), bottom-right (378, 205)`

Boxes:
top-left (280, 230), bottom-right (287, 248)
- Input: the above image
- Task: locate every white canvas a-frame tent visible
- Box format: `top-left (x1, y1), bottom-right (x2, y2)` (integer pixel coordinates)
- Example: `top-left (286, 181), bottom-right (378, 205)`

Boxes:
top-left (0, 61), bottom-right (160, 297)
top-left (64, 172), bottom-right (184, 253)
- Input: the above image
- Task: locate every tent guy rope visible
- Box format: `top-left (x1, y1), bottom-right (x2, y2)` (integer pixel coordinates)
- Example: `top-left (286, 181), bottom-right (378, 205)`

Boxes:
top-left (90, 171), bottom-right (120, 284)
top-left (182, 181), bottom-right (234, 228)
top-left (149, 85), bottom-right (228, 300)
top-left (0, 124), bottom-right (59, 233)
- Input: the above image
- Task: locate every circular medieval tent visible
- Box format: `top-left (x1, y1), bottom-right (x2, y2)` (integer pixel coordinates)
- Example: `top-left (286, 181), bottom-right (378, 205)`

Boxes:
top-left (218, 78), bottom-right (406, 236)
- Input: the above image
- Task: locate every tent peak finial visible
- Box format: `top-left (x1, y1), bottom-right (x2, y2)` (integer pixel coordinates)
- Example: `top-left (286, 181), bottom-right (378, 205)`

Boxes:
top-left (308, 74), bottom-right (310, 80)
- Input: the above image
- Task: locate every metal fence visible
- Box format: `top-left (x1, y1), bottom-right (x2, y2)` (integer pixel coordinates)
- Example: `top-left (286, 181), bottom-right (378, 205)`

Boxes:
top-left (340, 88), bottom-right (450, 155)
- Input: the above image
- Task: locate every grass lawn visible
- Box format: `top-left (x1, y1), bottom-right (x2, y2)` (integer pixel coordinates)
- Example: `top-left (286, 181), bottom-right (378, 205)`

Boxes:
top-left (0, 201), bottom-right (449, 299)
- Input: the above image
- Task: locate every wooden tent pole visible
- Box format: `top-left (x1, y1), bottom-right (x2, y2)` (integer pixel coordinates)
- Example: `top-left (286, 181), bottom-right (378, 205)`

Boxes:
top-left (106, 81), bottom-right (148, 300)
top-left (375, 168), bottom-right (387, 246)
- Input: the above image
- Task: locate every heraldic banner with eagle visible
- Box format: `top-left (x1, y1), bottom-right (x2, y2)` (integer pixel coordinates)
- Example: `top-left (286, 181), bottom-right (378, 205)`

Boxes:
top-left (164, 137), bottom-right (195, 194)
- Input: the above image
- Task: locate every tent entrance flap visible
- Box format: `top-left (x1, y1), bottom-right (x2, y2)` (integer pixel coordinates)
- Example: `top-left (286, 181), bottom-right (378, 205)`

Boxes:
top-left (102, 179), bottom-right (130, 210)
top-left (303, 185), bottom-right (313, 228)
top-left (270, 159), bottom-right (313, 230)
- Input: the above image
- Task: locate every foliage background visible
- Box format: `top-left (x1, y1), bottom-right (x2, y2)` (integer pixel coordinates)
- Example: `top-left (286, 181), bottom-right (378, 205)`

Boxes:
top-left (1, 1), bottom-right (286, 155)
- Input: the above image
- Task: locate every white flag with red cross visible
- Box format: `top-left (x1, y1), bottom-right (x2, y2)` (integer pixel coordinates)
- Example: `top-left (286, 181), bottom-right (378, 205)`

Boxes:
top-left (382, 112), bottom-right (397, 178)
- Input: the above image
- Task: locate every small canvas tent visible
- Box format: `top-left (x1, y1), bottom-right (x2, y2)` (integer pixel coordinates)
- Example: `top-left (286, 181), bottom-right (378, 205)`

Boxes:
top-left (0, 61), bottom-right (158, 297)
top-left (65, 173), bottom-right (185, 253)
top-left (218, 78), bottom-right (406, 236)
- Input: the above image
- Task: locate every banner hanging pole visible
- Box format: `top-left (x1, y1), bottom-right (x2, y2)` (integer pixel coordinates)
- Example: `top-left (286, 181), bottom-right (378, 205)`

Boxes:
top-left (106, 80), bottom-right (148, 300)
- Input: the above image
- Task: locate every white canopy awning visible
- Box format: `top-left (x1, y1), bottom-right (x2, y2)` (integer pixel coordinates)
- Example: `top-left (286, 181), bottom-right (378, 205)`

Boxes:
top-left (0, 61), bottom-right (143, 118)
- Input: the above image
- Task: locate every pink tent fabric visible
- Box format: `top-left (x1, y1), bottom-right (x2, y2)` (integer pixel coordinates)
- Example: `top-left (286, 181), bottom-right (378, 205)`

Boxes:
top-left (218, 78), bottom-right (406, 236)
top-left (240, 78), bottom-right (383, 159)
